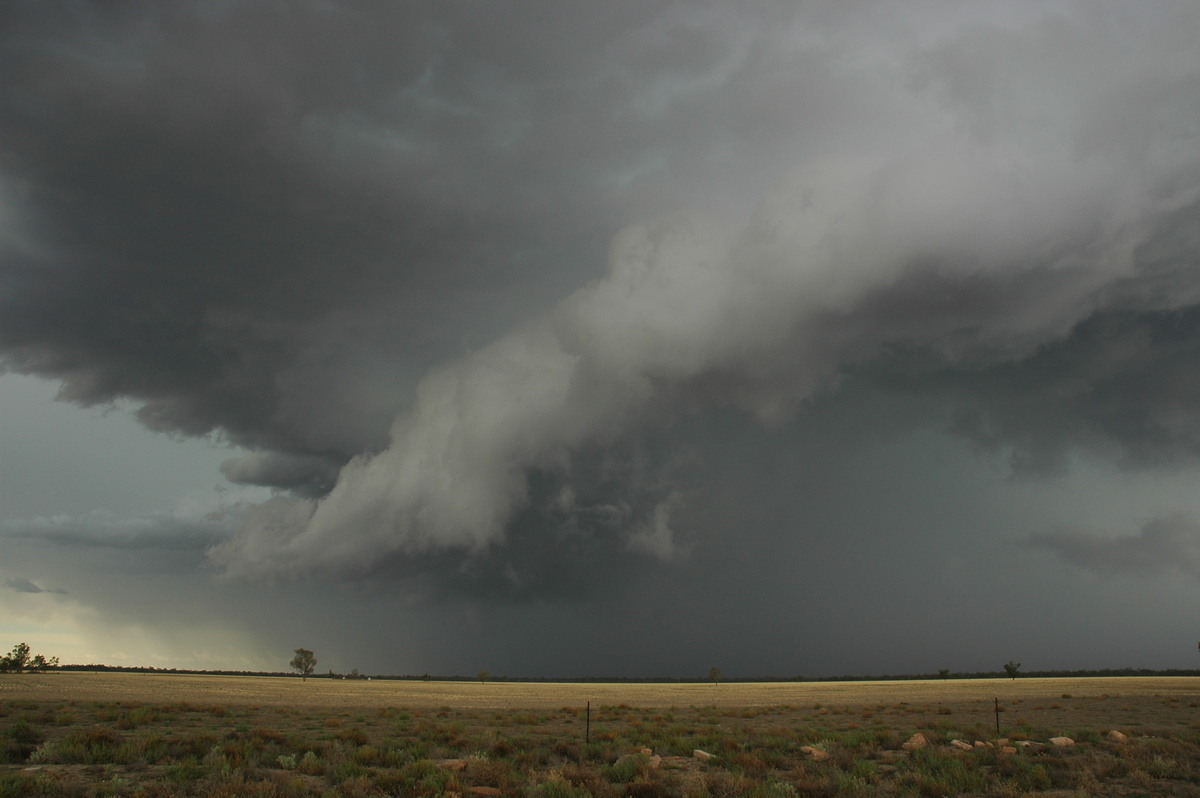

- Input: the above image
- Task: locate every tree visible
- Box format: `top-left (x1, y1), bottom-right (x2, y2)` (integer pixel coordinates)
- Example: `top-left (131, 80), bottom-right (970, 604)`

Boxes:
top-left (0, 643), bottom-right (31, 672)
top-left (938, 669), bottom-right (951, 680)
top-left (1003, 661), bottom-right (1022, 680)
top-left (708, 667), bottom-right (723, 686)
top-left (290, 648), bottom-right (317, 681)
top-left (477, 670), bottom-right (490, 684)
top-left (0, 643), bottom-right (56, 673)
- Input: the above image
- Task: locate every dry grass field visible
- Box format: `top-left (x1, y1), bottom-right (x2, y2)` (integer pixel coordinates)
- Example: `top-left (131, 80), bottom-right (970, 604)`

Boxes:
top-left (4, 672), bottom-right (1200, 796)
top-left (7, 671), bottom-right (1200, 713)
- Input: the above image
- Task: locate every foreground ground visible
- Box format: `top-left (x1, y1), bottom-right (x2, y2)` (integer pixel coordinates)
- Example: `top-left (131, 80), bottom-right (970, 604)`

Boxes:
top-left (3, 673), bottom-right (1200, 796)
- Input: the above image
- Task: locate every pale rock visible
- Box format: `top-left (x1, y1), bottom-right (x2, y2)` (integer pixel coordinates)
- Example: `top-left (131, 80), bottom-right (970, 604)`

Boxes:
top-left (1106, 730), bottom-right (1128, 743)
top-left (1050, 737), bottom-right (1074, 747)
top-left (693, 749), bottom-right (714, 762)
top-left (1000, 746), bottom-right (1017, 755)
top-left (800, 745), bottom-right (829, 761)
top-left (901, 733), bottom-right (929, 751)
top-left (950, 740), bottom-right (973, 751)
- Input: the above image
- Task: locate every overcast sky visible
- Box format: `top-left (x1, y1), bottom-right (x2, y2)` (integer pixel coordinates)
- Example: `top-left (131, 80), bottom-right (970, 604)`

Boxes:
top-left (3, 0), bottom-right (1200, 678)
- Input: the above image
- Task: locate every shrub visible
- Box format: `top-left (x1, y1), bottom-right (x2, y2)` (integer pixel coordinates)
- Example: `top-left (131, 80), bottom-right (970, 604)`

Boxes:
top-left (535, 775), bottom-right (593, 798)
top-left (607, 752), bottom-right (650, 783)
top-left (748, 782), bottom-right (799, 798)
top-left (0, 718), bottom-right (43, 763)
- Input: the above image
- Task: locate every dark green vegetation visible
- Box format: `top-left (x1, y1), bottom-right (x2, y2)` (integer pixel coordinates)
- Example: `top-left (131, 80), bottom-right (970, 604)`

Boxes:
top-left (4, 692), bottom-right (1200, 796)
top-left (0, 643), bottom-right (58, 673)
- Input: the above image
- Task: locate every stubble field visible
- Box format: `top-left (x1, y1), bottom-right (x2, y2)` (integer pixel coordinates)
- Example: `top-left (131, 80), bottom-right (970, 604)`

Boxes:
top-left (3, 672), bottom-right (1200, 796)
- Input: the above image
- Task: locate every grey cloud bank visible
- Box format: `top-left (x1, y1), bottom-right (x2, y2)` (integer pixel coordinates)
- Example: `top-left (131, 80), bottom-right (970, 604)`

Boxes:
top-left (3, 1), bottom-right (1200, 676)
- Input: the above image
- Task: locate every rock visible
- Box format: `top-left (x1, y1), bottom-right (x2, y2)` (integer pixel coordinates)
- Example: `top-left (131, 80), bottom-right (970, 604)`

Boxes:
top-left (436, 759), bottom-right (468, 771)
top-left (950, 739), bottom-right (973, 751)
top-left (693, 749), bottom-right (715, 762)
top-left (1015, 740), bottom-right (1043, 750)
top-left (1050, 737), bottom-right (1075, 747)
top-left (639, 747), bottom-right (653, 756)
top-left (1106, 730), bottom-right (1128, 743)
top-left (467, 788), bottom-right (502, 797)
top-left (973, 741), bottom-right (993, 749)
top-left (1000, 746), bottom-right (1017, 755)
top-left (901, 733), bottom-right (929, 751)
top-left (800, 745), bottom-right (830, 761)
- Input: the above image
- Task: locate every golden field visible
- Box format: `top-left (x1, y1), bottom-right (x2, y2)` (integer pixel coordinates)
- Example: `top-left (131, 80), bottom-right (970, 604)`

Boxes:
top-left (5, 672), bottom-right (1200, 735)
top-left (4, 671), bottom-right (1200, 713)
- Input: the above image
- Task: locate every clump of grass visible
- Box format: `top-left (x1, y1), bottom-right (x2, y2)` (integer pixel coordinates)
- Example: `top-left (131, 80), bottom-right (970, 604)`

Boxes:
top-left (0, 718), bottom-right (44, 763)
top-left (396, 759), bottom-right (459, 796)
top-left (896, 749), bottom-right (989, 796)
top-left (0, 768), bottom-right (83, 798)
top-left (607, 752), bottom-right (651, 783)
top-left (533, 773), bottom-right (592, 798)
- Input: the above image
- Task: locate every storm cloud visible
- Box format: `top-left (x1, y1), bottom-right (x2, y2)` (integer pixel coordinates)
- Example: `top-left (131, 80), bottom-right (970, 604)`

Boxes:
top-left (4, 1), bottom-right (1200, 675)
top-left (1031, 514), bottom-right (1200, 579)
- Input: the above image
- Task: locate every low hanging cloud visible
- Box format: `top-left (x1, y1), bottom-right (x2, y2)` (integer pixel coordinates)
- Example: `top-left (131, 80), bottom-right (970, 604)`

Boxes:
top-left (4, 577), bottom-right (66, 595)
top-left (4, 3), bottom-right (1200, 592)
top-left (2, 508), bottom-right (235, 553)
top-left (1030, 514), bottom-right (1200, 578)
top-left (213, 134), bottom-right (1200, 577)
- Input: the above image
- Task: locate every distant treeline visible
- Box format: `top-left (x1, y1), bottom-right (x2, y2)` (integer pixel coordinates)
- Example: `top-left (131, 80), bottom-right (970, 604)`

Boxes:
top-left (46, 664), bottom-right (1200, 682)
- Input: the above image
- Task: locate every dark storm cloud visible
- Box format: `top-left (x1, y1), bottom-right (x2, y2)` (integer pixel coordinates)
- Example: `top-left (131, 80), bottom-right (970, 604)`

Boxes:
top-left (5, 0), bottom-right (1200, 610)
top-left (219, 451), bottom-right (340, 497)
top-left (1, 0), bottom-right (712, 480)
top-left (1030, 514), bottom-right (1200, 578)
top-left (944, 305), bottom-right (1200, 474)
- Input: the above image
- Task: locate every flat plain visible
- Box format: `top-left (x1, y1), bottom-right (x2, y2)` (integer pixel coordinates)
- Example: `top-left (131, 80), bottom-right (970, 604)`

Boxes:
top-left (4, 672), bottom-right (1200, 796)
top-left (6, 671), bottom-right (1200, 710)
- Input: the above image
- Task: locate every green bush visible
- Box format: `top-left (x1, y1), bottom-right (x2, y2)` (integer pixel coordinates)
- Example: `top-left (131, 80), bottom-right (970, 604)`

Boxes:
top-left (0, 718), bottom-right (43, 763)
top-left (607, 752), bottom-right (650, 783)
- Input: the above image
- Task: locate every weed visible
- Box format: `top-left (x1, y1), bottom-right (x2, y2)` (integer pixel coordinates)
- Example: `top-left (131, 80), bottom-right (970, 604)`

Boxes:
top-left (534, 773), bottom-right (592, 798)
top-left (608, 752), bottom-right (651, 783)
top-left (0, 717), bottom-right (43, 763)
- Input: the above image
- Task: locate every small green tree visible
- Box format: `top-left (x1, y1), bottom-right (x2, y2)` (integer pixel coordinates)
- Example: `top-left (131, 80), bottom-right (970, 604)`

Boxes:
top-left (290, 648), bottom-right (317, 681)
top-left (1003, 661), bottom-right (1021, 680)
top-left (708, 667), bottom-right (723, 686)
